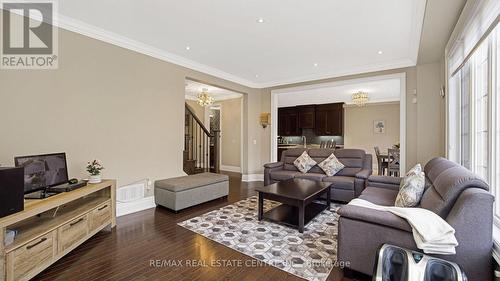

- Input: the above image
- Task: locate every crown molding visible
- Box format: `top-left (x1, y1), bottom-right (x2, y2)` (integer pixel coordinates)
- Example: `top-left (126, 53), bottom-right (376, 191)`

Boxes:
top-left (52, 14), bottom-right (261, 88)
top-left (185, 93), bottom-right (243, 102)
top-left (409, 0), bottom-right (427, 63)
top-left (258, 58), bottom-right (415, 88)
top-left (344, 100), bottom-right (400, 108)
top-left (6, 7), bottom-right (424, 89)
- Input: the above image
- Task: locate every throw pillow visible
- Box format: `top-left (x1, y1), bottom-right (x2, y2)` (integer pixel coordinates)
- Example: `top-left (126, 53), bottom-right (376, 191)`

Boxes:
top-left (395, 171), bottom-right (426, 207)
top-left (318, 153), bottom-right (345, 176)
top-left (293, 151), bottom-right (317, 173)
top-left (405, 163), bottom-right (422, 177)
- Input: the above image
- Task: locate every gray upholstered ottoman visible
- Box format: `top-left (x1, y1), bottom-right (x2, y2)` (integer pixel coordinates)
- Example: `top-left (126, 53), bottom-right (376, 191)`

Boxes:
top-left (154, 173), bottom-right (229, 211)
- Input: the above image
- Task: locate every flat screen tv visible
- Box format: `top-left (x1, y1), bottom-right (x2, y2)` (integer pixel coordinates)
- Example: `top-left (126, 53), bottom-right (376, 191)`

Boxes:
top-left (14, 153), bottom-right (69, 194)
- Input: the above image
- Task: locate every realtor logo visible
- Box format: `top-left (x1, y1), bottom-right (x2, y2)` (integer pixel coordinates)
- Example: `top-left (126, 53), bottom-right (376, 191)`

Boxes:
top-left (1, 1), bottom-right (58, 69)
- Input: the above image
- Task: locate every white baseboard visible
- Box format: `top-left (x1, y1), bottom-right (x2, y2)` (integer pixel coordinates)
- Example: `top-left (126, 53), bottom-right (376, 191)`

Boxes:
top-left (242, 174), bottom-right (264, 182)
top-left (116, 196), bottom-right (156, 217)
top-left (220, 165), bottom-right (241, 173)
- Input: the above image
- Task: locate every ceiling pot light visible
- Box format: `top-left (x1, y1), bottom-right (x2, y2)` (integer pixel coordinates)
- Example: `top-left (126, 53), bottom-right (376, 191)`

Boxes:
top-left (352, 91), bottom-right (369, 106)
top-left (257, 18), bottom-right (265, 23)
top-left (313, 63), bottom-right (319, 67)
top-left (186, 46), bottom-right (191, 50)
top-left (377, 50), bottom-right (383, 54)
top-left (197, 88), bottom-right (215, 107)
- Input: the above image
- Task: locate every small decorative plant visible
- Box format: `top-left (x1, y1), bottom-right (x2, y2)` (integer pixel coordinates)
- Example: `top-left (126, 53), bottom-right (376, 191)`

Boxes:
top-left (86, 159), bottom-right (104, 183)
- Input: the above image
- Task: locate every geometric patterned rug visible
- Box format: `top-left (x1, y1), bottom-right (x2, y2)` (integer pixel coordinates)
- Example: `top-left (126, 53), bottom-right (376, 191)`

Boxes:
top-left (178, 196), bottom-right (343, 281)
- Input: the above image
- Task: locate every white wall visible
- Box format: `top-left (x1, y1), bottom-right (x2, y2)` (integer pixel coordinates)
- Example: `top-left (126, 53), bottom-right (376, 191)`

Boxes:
top-left (0, 15), bottom-right (265, 188)
top-left (219, 98), bottom-right (242, 169)
top-left (344, 102), bottom-right (400, 171)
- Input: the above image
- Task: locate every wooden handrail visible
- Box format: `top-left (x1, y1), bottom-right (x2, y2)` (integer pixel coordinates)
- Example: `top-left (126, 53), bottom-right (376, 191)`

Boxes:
top-left (185, 104), bottom-right (212, 136)
top-left (184, 103), bottom-right (220, 174)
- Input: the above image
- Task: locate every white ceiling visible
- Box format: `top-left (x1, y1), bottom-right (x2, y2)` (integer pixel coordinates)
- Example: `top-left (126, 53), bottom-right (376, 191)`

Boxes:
top-left (277, 76), bottom-right (401, 107)
top-left (185, 80), bottom-right (243, 101)
top-left (56, 0), bottom-right (426, 88)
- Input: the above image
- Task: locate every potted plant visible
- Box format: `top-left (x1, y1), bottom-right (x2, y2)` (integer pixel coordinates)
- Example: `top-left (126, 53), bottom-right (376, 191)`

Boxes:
top-left (86, 159), bottom-right (104, 183)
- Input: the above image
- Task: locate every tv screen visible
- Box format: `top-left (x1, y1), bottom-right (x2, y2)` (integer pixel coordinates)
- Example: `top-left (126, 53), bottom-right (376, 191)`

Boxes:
top-left (15, 153), bottom-right (69, 194)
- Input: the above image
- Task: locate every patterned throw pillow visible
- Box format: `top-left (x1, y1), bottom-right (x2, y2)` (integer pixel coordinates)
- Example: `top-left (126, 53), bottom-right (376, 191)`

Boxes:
top-left (395, 167), bottom-right (425, 207)
top-left (318, 153), bottom-right (345, 176)
top-left (293, 151), bottom-right (317, 173)
top-left (405, 163), bottom-right (422, 177)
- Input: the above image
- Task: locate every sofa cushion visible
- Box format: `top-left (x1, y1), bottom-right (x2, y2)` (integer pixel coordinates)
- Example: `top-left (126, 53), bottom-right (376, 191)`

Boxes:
top-left (333, 149), bottom-right (366, 177)
top-left (308, 148), bottom-right (336, 164)
top-left (318, 153), bottom-right (345, 176)
top-left (359, 186), bottom-right (398, 206)
top-left (405, 163), bottom-right (422, 177)
top-left (269, 170), bottom-right (301, 181)
top-left (420, 157), bottom-right (489, 217)
top-left (293, 151), bottom-right (317, 173)
top-left (295, 173), bottom-right (326, 181)
top-left (395, 170), bottom-right (425, 207)
top-left (282, 148), bottom-right (307, 171)
top-left (338, 205), bottom-right (412, 232)
top-left (323, 176), bottom-right (355, 190)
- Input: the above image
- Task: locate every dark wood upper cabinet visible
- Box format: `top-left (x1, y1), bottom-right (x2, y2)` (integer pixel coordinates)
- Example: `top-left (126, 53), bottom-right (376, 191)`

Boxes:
top-left (297, 105), bottom-right (315, 129)
top-left (278, 103), bottom-right (343, 137)
top-left (315, 103), bottom-right (344, 136)
top-left (278, 107), bottom-right (300, 136)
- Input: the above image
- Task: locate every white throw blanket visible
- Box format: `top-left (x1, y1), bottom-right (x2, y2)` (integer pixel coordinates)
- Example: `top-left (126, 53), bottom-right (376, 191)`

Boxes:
top-left (348, 198), bottom-right (458, 255)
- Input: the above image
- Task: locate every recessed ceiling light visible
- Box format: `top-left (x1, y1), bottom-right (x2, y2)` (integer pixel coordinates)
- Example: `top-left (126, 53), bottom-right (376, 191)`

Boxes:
top-left (186, 46), bottom-right (191, 50)
top-left (255, 74), bottom-right (259, 78)
top-left (256, 18), bottom-right (265, 23)
top-left (378, 50), bottom-right (383, 54)
top-left (313, 63), bottom-right (319, 67)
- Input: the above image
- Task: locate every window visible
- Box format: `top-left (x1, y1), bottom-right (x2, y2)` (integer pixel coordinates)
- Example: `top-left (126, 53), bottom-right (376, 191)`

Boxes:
top-left (460, 64), bottom-right (471, 169)
top-left (494, 26), bottom-right (500, 224)
top-left (473, 41), bottom-right (489, 180)
top-left (449, 22), bottom-right (499, 221)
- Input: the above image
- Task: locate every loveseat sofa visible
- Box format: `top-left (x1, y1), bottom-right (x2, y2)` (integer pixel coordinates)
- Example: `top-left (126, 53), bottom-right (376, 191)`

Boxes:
top-left (264, 148), bottom-right (372, 202)
top-left (337, 157), bottom-right (494, 281)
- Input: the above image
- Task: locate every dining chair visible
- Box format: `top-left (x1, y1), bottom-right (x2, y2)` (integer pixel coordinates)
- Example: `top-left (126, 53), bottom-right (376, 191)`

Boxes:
top-left (326, 140), bottom-right (337, 149)
top-left (387, 148), bottom-right (400, 177)
top-left (320, 141), bottom-right (327, 148)
top-left (374, 146), bottom-right (388, 175)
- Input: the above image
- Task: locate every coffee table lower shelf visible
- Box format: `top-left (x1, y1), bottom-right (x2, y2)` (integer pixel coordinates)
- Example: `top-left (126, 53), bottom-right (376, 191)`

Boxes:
top-left (261, 202), bottom-right (327, 232)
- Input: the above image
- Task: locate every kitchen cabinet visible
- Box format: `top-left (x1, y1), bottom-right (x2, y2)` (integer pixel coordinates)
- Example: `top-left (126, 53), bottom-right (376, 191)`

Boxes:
top-left (278, 107), bottom-right (300, 136)
top-left (278, 103), bottom-right (344, 136)
top-left (297, 105), bottom-right (315, 129)
top-left (315, 103), bottom-right (344, 136)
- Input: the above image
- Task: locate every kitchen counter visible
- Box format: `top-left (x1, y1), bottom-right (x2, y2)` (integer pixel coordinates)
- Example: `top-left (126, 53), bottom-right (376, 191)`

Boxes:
top-left (277, 144), bottom-right (344, 161)
top-left (277, 144), bottom-right (344, 149)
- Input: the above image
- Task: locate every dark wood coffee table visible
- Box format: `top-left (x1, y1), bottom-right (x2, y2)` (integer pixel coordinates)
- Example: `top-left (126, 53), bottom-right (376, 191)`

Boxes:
top-left (255, 178), bottom-right (331, 233)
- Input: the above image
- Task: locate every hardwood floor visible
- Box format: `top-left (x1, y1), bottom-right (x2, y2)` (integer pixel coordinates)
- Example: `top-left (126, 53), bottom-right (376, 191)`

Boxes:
top-left (33, 172), bottom-right (364, 281)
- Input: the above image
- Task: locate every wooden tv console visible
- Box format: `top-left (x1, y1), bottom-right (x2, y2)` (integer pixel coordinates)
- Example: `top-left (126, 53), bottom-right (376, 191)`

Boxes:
top-left (0, 180), bottom-right (116, 281)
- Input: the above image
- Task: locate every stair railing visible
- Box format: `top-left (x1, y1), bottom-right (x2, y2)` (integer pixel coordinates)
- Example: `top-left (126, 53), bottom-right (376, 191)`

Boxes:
top-left (184, 104), bottom-right (220, 174)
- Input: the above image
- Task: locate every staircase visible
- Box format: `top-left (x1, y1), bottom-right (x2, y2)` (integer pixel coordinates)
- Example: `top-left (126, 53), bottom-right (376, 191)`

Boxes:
top-left (184, 104), bottom-right (220, 175)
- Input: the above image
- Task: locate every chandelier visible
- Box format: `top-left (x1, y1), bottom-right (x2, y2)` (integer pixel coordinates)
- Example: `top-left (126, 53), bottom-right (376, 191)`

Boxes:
top-left (352, 91), bottom-right (369, 106)
top-left (197, 88), bottom-right (215, 106)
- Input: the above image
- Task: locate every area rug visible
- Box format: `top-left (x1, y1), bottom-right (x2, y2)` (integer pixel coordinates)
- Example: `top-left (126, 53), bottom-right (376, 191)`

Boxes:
top-left (178, 196), bottom-right (342, 281)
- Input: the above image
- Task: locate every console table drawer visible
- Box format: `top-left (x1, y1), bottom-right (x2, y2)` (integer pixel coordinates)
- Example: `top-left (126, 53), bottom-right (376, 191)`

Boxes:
top-left (58, 214), bottom-right (89, 253)
top-left (6, 231), bottom-right (56, 281)
top-left (90, 201), bottom-right (111, 231)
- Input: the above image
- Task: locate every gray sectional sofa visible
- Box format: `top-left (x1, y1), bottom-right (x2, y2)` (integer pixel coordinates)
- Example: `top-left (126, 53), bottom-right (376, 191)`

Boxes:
top-left (264, 148), bottom-right (372, 202)
top-left (337, 157), bottom-right (494, 281)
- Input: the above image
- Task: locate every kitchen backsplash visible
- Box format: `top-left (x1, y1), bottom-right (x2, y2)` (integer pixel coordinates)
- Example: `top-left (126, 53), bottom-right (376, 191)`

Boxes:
top-left (278, 129), bottom-right (344, 145)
